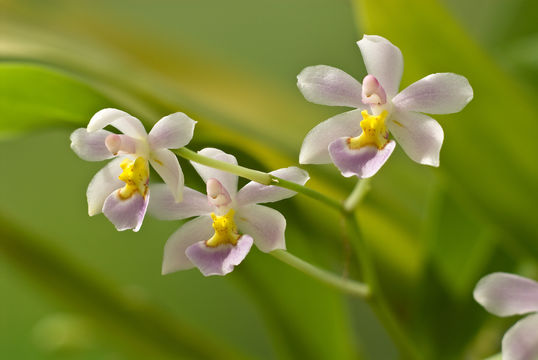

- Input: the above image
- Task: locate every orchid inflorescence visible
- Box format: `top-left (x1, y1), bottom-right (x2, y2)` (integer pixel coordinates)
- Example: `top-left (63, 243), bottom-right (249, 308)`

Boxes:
top-left (70, 35), bottom-right (473, 274)
top-left (69, 35), bottom-right (532, 359)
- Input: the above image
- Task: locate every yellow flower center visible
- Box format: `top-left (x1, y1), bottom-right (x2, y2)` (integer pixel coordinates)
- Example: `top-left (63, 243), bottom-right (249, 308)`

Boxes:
top-left (348, 110), bottom-right (389, 149)
top-left (118, 157), bottom-right (149, 199)
top-left (206, 209), bottom-right (240, 247)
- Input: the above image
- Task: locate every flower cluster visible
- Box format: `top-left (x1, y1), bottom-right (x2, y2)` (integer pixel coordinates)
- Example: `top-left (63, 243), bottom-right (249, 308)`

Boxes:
top-left (70, 35), bottom-right (473, 279)
top-left (71, 111), bottom-right (308, 276)
top-left (66, 33), bottom-right (538, 359)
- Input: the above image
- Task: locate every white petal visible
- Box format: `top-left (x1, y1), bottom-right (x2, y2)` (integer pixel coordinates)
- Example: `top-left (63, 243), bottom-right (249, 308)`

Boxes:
top-left (503, 314), bottom-right (538, 360)
top-left (87, 108), bottom-right (147, 139)
top-left (190, 148), bottom-right (238, 197)
top-left (150, 148), bottom-right (184, 202)
top-left (149, 184), bottom-right (212, 220)
top-left (236, 204), bottom-right (286, 253)
top-left (70, 128), bottom-right (114, 161)
top-left (237, 167), bottom-right (309, 206)
top-left (388, 109), bottom-right (444, 166)
top-left (297, 65), bottom-right (363, 107)
top-left (357, 35), bottom-right (403, 97)
top-left (392, 73), bottom-right (473, 114)
top-left (148, 112), bottom-right (196, 150)
top-left (299, 109), bottom-right (362, 164)
top-left (473, 272), bottom-right (538, 317)
top-left (86, 157), bottom-right (126, 216)
top-left (102, 190), bottom-right (149, 232)
top-left (162, 216), bottom-right (214, 275)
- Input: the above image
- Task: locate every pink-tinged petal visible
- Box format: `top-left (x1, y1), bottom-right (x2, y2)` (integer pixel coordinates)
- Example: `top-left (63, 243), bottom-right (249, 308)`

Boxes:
top-left (474, 273), bottom-right (538, 317)
top-left (162, 216), bottom-right (214, 275)
top-left (185, 235), bottom-right (253, 276)
top-left (235, 204), bottom-right (286, 253)
top-left (70, 128), bottom-right (114, 161)
top-left (503, 314), bottom-right (538, 360)
top-left (392, 73), bottom-right (473, 114)
top-left (190, 148), bottom-right (238, 197)
top-left (388, 110), bottom-right (444, 166)
top-left (150, 148), bottom-right (184, 202)
top-left (299, 109), bottom-right (363, 164)
top-left (297, 65), bottom-right (363, 107)
top-left (87, 108), bottom-right (147, 139)
top-left (86, 157), bottom-right (126, 216)
top-left (328, 138), bottom-right (396, 178)
top-left (148, 112), bottom-right (196, 150)
top-left (237, 167), bottom-right (309, 206)
top-left (149, 184), bottom-right (212, 220)
top-left (357, 35), bottom-right (403, 97)
top-left (102, 190), bottom-right (149, 232)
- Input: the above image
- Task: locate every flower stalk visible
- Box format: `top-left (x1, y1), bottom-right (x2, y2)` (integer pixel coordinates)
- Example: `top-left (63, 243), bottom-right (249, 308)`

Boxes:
top-left (269, 176), bottom-right (342, 210)
top-left (175, 147), bottom-right (343, 211)
top-left (343, 178), bottom-right (371, 212)
top-left (271, 250), bottom-right (370, 299)
top-left (345, 211), bottom-right (422, 360)
top-left (174, 147), bottom-right (270, 184)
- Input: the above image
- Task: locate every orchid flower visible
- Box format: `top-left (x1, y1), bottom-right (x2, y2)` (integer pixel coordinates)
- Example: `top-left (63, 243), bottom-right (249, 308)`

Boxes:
top-left (149, 148), bottom-right (309, 276)
top-left (297, 35), bottom-right (473, 178)
top-left (70, 108), bottom-right (196, 231)
top-left (474, 272), bottom-right (538, 360)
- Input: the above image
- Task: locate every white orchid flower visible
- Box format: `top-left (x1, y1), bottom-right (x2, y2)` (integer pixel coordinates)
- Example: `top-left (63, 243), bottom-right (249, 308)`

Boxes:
top-left (149, 148), bottom-right (309, 276)
top-left (474, 272), bottom-right (538, 360)
top-left (297, 35), bottom-right (473, 178)
top-left (70, 108), bottom-right (196, 231)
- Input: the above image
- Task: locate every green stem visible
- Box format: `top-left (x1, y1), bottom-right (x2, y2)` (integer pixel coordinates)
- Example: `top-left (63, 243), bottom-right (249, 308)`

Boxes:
top-left (271, 250), bottom-right (370, 299)
top-left (343, 178), bottom-right (371, 212)
top-left (345, 214), bottom-right (422, 360)
top-left (174, 147), bottom-right (342, 211)
top-left (269, 176), bottom-right (342, 210)
top-left (174, 147), bottom-right (270, 184)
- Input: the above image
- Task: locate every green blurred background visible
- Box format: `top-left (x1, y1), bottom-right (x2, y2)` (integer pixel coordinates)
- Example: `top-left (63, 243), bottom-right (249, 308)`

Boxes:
top-left (1, 0), bottom-right (537, 359)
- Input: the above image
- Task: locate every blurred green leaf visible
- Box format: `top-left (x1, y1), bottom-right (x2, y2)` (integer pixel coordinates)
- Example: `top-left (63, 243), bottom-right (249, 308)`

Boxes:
top-left (404, 178), bottom-right (499, 359)
top-left (0, 214), bottom-right (250, 360)
top-left (410, 264), bottom-right (487, 359)
top-left (0, 63), bottom-right (112, 136)
top-left (423, 178), bottom-right (497, 298)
